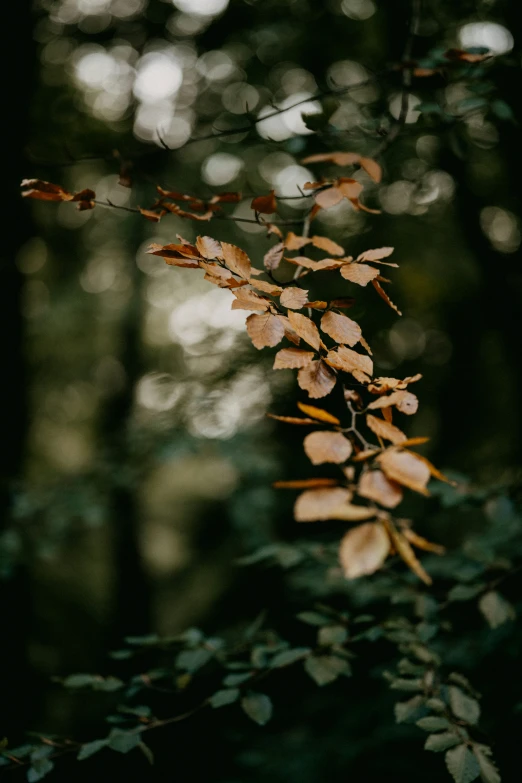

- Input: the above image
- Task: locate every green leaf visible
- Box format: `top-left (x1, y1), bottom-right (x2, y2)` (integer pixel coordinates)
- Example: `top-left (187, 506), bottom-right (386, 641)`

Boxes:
top-left (27, 759), bottom-right (54, 782)
top-left (209, 688), bottom-right (240, 708)
top-left (473, 746), bottom-right (501, 783)
top-left (138, 742), bottom-right (154, 765)
top-left (456, 97), bottom-right (488, 113)
top-left (491, 99), bottom-right (514, 121)
top-left (241, 693), bottom-right (273, 726)
top-left (77, 739), bottom-right (108, 760)
top-left (426, 697), bottom-right (447, 713)
top-left (318, 625), bottom-right (347, 646)
top-left (176, 647), bottom-right (213, 673)
top-left (416, 716), bottom-right (451, 732)
top-left (124, 634), bottom-right (159, 646)
top-left (389, 678), bottom-right (423, 692)
top-left (304, 655), bottom-right (351, 686)
top-left (107, 729), bottom-right (141, 754)
top-left (394, 695), bottom-right (424, 724)
top-left (478, 591), bottom-right (515, 629)
top-left (445, 744), bottom-right (480, 783)
top-left (415, 102), bottom-right (443, 114)
top-left (62, 673), bottom-right (98, 688)
top-left (270, 648), bottom-right (310, 668)
top-left (448, 584), bottom-right (485, 602)
top-left (223, 672), bottom-right (252, 687)
top-left (296, 611), bottom-right (331, 626)
top-left (425, 732), bottom-right (461, 752)
top-left (449, 686), bottom-right (480, 725)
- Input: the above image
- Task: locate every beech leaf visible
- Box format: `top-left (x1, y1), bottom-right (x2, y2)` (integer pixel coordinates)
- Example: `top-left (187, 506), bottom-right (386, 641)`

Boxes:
top-left (297, 360), bottom-right (337, 399)
top-left (280, 287), bottom-right (309, 310)
top-left (273, 348), bottom-right (315, 370)
top-left (339, 522), bottom-right (391, 579)
top-left (311, 235), bottom-right (344, 255)
top-left (294, 487), bottom-right (353, 521)
top-left (297, 403), bottom-right (340, 425)
top-left (325, 345), bottom-right (373, 383)
top-left (445, 745), bottom-right (480, 783)
top-left (303, 431), bottom-right (353, 465)
top-left (251, 190), bottom-right (277, 214)
top-left (246, 313), bottom-right (285, 349)
top-left (321, 311), bottom-right (361, 347)
top-left (287, 311), bottom-right (322, 351)
top-left (340, 262), bottom-right (380, 286)
top-left (378, 450), bottom-right (430, 495)
top-left (263, 242), bottom-right (284, 271)
top-left (366, 414), bottom-right (407, 444)
top-left (358, 470), bottom-right (403, 509)
top-left (221, 241), bottom-right (252, 279)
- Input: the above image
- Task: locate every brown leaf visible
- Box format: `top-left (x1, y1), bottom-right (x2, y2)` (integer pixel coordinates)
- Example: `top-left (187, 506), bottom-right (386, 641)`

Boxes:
top-left (232, 288), bottom-right (271, 312)
top-left (286, 256), bottom-right (345, 272)
top-left (287, 311), bottom-right (322, 351)
top-left (357, 247), bottom-right (394, 263)
top-left (140, 208), bottom-right (166, 222)
top-left (368, 374), bottom-right (422, 394)
top-left (368, 390), bottom-right (418, 415)
top-left (311, 235), bottom-right (344, 256)
top-left (337, 178), bottom-right (364, 199)
top-left (303, 431), bottom-right (352, 465)
top-left (162, 202), bottom-right (213, 221)
top-left (200, 262), bottom-right (236, 286)
top-left (385, 523), bottom-right (432, 584)
top-left (21, 178), bottom-right (73, 201)
top-left (280, 287), bottom-right (309, 310)
top-left (284, 232), bottom-right (312, 251)
top-left (378, 449), bottom-right (430, 496)
top-left (263, 242), bottom-right (284, 271)
top-left (147, 243), bottom-right (201, 268)
top-left (294, 487), bottom-right (353, 521)
top-left (251, 190), bottom-right (277, 214)
top-left (339, 522), bottom-right (391, 579)
top-left (399, 436), bottom-right (430, 448)
top-left (266, 223), bottom-right (283, 239)
top-left (366, 414), bottom-right (406, 445)
top-left (321, 311), bottom-right (361, 347)
top-left (402, 528), bottom-right (445, 555)
top-left (298, 360), bottom-right (337, 399)
top-left (359, 336), bottom-right (373, 355)
top-left (297, 403), bottom-right (340, 425)
top-left (330, 297), bottom-right (356, 309)
top-left (371, 279), bottom-right (402, 315)
top-left (314, 186), bottom-right (344, 210)
top-left (325, 345), bottom-right (373, 383)
top-left (340, 263), bottom-right (380, 286)
top-left (302, 151), bottom-right (361, 166)
top-left (276, 315), bottom-right (301, 346)
top-left (358, 470), bottom-right (403, 508)
top-left (404, 451), bottom-right (456, 485)
top-left (250, 278), bottom-right (283, 295)
top-left (444, 48), bottom-right (490, 63)
top-left (196, 235), bottom-right (222, 259)
top-left (209, 191), bottom-right (242, 203)
top-left (267, 414), bottom-right (317, 425)
top-left (246, 313), bottom-right (285, 349)
top-left (305, 300), bottom-right (328, 310)
top-left (221, 241), bottom-right (252, 280)
top-left (274, 478), bottom-right (339, 489)
top-left (358, 156), bottom-right (382, 183)
top-left (273, 348), bottom-right (314, 370)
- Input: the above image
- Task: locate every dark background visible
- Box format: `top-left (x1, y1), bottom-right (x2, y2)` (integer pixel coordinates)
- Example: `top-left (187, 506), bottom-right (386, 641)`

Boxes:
top-left (1, 0), bottom-right (521, 780)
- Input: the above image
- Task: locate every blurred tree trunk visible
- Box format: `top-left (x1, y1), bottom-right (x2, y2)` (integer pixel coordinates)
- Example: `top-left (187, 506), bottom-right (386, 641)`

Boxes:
top-left (0, 0), bottom-right (35, 735)
top-left (100, 225), bottom-right (151, 641)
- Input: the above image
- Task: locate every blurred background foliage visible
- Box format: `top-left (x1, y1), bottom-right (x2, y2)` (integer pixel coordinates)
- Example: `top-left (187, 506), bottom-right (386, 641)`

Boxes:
top-left (1, 0), bottom-right (522, 780)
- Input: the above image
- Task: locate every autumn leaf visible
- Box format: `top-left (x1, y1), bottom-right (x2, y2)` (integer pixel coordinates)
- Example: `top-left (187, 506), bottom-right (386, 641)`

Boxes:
top-left (246, 313), bottom-right (285, 349)
top-left (337, 178), bottom-right (364, 199)
top-left (280, 287), bottom-right (309, 310)
top-left (162, 202), bottom-right (213, 221)
top-left (330, 297), bottom-right (356, 309)
top-left (277, 315), bottom-right (301, 346)
top-left (297, 360), bottom-right (337, 399)
top-left (367, 390), bottom-right (419, 415)
top-left (267, 414), bottom-right (317, 425)
top-left (231, 288), bottom-right (271, 312)
top-left (263, 242), bottom-right (284, 271)
top-left (21, 178), bottom-right (73, 201)
top-left (196, 235), bottom-right (222, 259)
top-left (321, 311), bottom-right (361, 347)
top-left (302, 151), bottom-right (361, 166)
top-left (378, 449), bottom-right (431, 495)
top-left (284, 232), bottom-right (312, 251)
top-left (287, 312), bottom-right (322, 351)
top-left (445, 48), bottom-right (490, 63)
top-left (251, 190), bottom-right (277, 214)
top-left (402, 528), bottom-right (445, 555)
top-left (339, 522), bottom-right (391, 579)
top-left (405, 451), bottom-right (456, 485)
top-left (305, 300), bottom-right (328, 310)
top-left (139, 208), bottom-right (165, 222)
top-left (385, 522), bottom-right (432, 584)
top-left (314, 187), bottom-right (344, 210)
top-left (221, 242), bottom-right (252, 279)
top-left (368, 374), bottom-right (422, 394)
top-left (209, 191), bottom-right (242, 203)
top-left (273, 348), bottom-right (315, 370)
top-left (372, 279), bottom-right (402, 315)
top-left (310, 235), bottom-right (344, 256)
top-left (366, 414), bottom-right (406, 445)
top-left (358, 469), bottom-right (403, 508)
top-left (294, 487), bottom-right (353, 521)
top-left (340, 262), bottom-right (380, 286)
top-left (297, 403), bottom-right (340, 425)
top-left (250, 278), bottom-right (283, 296)
top-left (274, 478), bottom-right (339, 489)
top-left (325, 345), bottom-right (373, 383)
top-left (286, 256), bottom-right (345, 272)
top-left (147, 243), bottom-right (201, 268)
top-left (358, 156), bottom-right (382, 183)
top-left (303, 431), bottom-right (352, 465)
top-left (357, 247), bottom-right (394, 263)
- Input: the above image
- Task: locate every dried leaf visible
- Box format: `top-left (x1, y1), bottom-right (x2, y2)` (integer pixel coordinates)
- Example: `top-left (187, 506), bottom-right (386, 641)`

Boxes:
top-left (402, 529), bottom-right (445, 555)
top-left (294, 487), bottom-right (353, 521)
top-left (339, 522), bottom-right (391, 579)
top-left (325, 345), bottom-right (373, 383)
top-left (139, 208), bottom-right (165, 222)
top-left (297, 360), bottom-right (337, 399)
top-left (372, 279), bottom-right (402, 315)
top-left (263, 242), bottom-right (284, 271)
top-left (321, 311), bottom-right (361, 347)
top-left (251, 190), bottom-right (277, 214)
top-left (276, 315), bottom-right (301, 345)
top-left (378, 450), bottom-right (431, 496)
top-left (246, 313), bottom-right (285, 349)
top-left (358, 470), bottom-right (403, 509)
top-left (297, 403), bottom-right (340, 425)
top-left (273, 348), bottom-right (314, 370)
top-left (209, 191), bottom-right (242, 203)
top-left (357, 247), bottom-right (394, 263)
top-left (266, 223), bottom-right (283, 239)
top-left (267, 414), bottom-right (317, 425)
top-left (196, 235), bottom-right (222, 259)
top-left (358, 156), bottom-right (382, 183)
top-left (366, 414), bottom-right (406, 444)
top-left (21, 178), bottom-right (73, 201)
top-left (337, 178), bottom-right (364, 199)
top-left (368, 391), bottom-right (419, 415)
top-left (311, 235), bottom-right (344, 256)
top-left (286, 256), bottom-right (345, 272)
top-left (274, 478), bottom-right (338, 489)
top-left (305, 300), bottom-right (328, 309)
top-left (368, 374), bottom-right (422, 394)
top-left (445, 48), bottom-right (490, 63)
top-left (249, 278), bottom-right (282, 295)
top-left (302, 151), bottom-right (361, 166)
top-left (330, 297), bottom-right (356, 309)
top-left (314, 186), bottom-right (344, 210)
top-left (162, 202), bottom-right (213, 221)
top-left (303, 431), bottom-right (352, 465)
top-left (147, 243), bottom-right (200, 268)
top-left (287, 312), bottom-right (322, 351)
top-left (221, 241), bottom-right (252, 279)
top-left (340, 262), bottom-right (380, 286)
top-left (232, 289), bottom-right (271, 312)
top-left (386, 523), bottom-right (432, 584)
top-left (284, 232), bottom-right (312, 251)
top-left (405, 451), bottom-right (456, 485)
top-left (280, 287), bottom-right (309, 310)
